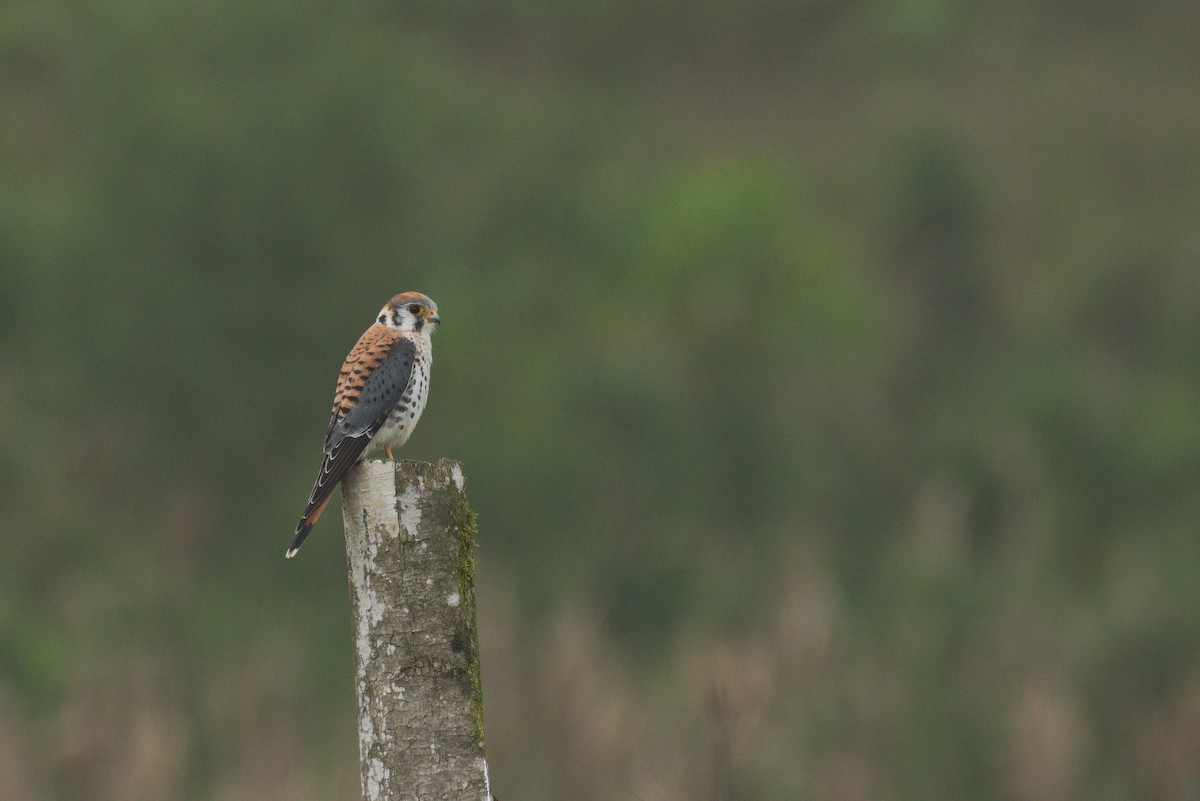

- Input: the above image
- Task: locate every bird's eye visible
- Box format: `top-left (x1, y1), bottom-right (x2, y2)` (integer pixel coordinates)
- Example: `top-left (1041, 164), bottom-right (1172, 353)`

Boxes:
top-left (407, 304), bottom-right (421, 315)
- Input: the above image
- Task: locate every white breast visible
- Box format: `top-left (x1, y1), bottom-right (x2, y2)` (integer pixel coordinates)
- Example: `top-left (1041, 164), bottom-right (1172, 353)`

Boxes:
top-left (372, 339), bottom-right (432, 453)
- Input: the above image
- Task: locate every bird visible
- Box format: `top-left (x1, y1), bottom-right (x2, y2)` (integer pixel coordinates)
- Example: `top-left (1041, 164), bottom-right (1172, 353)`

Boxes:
top-left (287, 292), bottom-right (440, 558)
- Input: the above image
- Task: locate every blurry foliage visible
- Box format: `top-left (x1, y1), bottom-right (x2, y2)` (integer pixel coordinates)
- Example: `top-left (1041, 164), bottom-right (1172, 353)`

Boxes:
top-left (3, 1), bottom-right (1200, 800)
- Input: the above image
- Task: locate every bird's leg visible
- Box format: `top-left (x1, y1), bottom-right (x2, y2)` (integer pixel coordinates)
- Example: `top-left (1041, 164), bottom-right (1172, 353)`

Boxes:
top-left (385, 446), bottom-right (394, 460)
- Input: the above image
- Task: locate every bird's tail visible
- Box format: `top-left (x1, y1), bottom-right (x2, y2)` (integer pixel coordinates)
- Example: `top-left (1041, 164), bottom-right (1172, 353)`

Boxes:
top-left (286, 495), bottom-right (332, 558)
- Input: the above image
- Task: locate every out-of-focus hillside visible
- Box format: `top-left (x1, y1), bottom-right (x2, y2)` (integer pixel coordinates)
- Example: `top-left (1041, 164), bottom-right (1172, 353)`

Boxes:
top-left (3, 2), bottom-right (1200, 799)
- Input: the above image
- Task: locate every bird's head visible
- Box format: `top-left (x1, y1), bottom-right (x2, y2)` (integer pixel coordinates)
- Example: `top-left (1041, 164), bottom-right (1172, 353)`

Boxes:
top-left (379, 292), bottom-right (440, 334)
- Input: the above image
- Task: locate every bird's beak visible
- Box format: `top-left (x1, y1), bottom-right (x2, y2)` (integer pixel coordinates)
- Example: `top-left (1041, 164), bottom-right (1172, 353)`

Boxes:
top-left (426, 310), bottom-right (441, 325)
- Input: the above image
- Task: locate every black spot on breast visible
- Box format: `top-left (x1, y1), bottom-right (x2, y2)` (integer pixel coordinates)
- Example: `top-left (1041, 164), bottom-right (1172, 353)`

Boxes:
top-left (378, 315), bottom-right (386, 323)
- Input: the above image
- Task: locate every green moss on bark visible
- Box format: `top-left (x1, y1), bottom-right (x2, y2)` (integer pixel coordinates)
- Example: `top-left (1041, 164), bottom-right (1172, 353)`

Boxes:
top-left (451, 491), bottom-right (485, 748)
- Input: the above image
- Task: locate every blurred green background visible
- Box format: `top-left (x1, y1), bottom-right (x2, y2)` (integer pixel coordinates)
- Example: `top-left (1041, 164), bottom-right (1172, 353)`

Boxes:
top-left (4, 2), bottom-right (1200, 799)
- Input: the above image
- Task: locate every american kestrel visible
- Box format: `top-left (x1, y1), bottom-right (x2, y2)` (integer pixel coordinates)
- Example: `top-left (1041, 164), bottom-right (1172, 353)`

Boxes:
top-left (287, 292), bottom-right (440, 558)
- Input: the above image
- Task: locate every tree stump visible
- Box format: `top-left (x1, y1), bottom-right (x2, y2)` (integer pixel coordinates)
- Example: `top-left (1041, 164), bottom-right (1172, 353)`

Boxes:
top-left (341, 458), bottom-right (490, 801)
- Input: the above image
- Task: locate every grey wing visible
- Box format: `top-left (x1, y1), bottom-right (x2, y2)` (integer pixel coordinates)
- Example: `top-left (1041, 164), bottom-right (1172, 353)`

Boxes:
top-left (326, 337), bottom-right (417, 452)
top-left (288, 338), bottom-right (416, 556)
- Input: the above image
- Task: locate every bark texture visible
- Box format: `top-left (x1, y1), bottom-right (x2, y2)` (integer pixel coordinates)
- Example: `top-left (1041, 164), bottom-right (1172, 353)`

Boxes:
top-left (341, 458), bottom-right (489, 801)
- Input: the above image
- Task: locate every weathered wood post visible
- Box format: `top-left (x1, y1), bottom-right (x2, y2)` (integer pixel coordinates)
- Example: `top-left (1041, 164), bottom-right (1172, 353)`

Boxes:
top-left (341, 458), bottom-right (490, 801)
